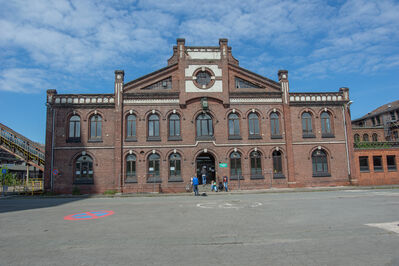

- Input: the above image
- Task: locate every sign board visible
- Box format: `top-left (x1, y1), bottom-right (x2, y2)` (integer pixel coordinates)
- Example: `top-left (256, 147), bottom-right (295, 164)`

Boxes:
top-left (1, 169), bottom-right (6, 174)
top-left (219, 163), bottom-right (228, 168)
top-left (52, 169), bottom-right (58, 176)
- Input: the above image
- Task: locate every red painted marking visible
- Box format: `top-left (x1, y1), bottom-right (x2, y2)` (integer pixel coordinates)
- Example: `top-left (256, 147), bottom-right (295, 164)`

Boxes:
top-left (64, 210), bottom-right (114, 221)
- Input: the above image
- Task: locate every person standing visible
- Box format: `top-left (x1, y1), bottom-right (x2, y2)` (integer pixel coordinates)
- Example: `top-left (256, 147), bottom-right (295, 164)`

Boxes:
top-left (192, 175), bottom-right (199, 196)
top-left (223, 176), bottom-right (228, 192)
top-left (201, 166), bottom-right (207, 185)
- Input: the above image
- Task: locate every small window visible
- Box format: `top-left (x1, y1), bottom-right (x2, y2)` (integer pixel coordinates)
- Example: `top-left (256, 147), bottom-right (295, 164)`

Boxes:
top-left (68, 115), bottom-right (81, 142)
top-left (359, 156), bottom-right (369, 172)
top-left (230, 152), bottom-right (242, 180)
top-left (376, 116), bottom-right (381, 125)
top-left (354, 134), bottom-right (360, 142)
top-left (147, 153), bottom-right (161, 183)
top-left (126, 114), bottom-right (136, 139)
top-left (272, 150), bottom-right (284, 178)
top-left (196, 113), bottom-right (213, 139)
top-left (148, 114), bottom-right (160, 140)
top-left (387, 155), bottom-right (397, 171)
top-left (228, 113), bottom-right (240, 138)
top-left (312, 149), bottom-right (329, 177)
top-left (89, 115), bottom-right (102, 140)
top-left (169, 114), bottom-right (181, 140)
top-left (270, 112), bottom-right (281, 138)
top-left (250, 151), bottom-right (263, 179)
top-left (363, 134), bottom-right (369, 142)
top-left (75, 155), bottom-right (93, 184)
top-left (372, 133), bottom-right (378, 142)
top-left (321, 112), bottom-right (332, 137)
top-left (302, 112), bottom-right (314, 137)
top-left (248, 113), bottom-right (260, 138)
top-left (390, 111), bottom-right (396, 121)
top-left (169, 153), bottom-right (182, 182)
top-left (373, 156), bottom-right (383, 171)
top-left (126, 154), bottom-right (137, 182)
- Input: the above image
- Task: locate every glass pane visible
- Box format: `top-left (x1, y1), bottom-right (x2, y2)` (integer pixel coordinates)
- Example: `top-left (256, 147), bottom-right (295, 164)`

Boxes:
top-left (90, 121), bottom-right (96, 138)
top-left (254, 120), bottom-right (259, 134)
top-left (97, 121), bottom-right (101, 137)
top-left (154, 121), bottom-right (159, 136)
top-left (75, 122), bottom-right (80, 137)
top-left (249, 120), bottom-right (254, 134)
top-left (155, 160), bottom-right (160, 176)
top-left (176, 160), bottom-right (181, 175)
top-left (170, 121), bottom-right (175, 136)
top-left (127, 121), bottom-right (132, 137)
top-left (197, 119), bottom-right (201, 136)
top-left (176, 120), bottom-right (180, 136)
top-left (229, 120), bottom-right (234, 135)
top-left (69, 122), bottom-right (75, 138)
top-left (208, 120), bottom-right (213, 135)
top-left (149, 122), bottom-right (154, 137)
top-left (201, 120), bottom-right (207, 135)
top-left (234, 120), bottom-right (239, 135)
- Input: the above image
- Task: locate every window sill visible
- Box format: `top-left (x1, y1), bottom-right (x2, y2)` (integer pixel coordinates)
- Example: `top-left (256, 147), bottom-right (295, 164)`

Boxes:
top-left (125, 137), bottom-right (137, 142)
top-left (168, 176), bottom-right (183, 182)
top-left (271, 135), bottom-right (283, 139)
top-left (273, 173), bottom-right (285, 179)
top-left (360, 170), bottom-right (370, 173)
top-left (73, 179), bottom-right (94, 184)
top-left (312, 173), bottom-right (331, 177)
top-left (322, 133), bottom-right (335, 138)
top-left (373, 169), bottom-right (383, 172)
top-left (168, 136), bottom-right (182, 141)
top-left (147, 137), bottom-right (161, 141)
top-left (196, 136), bottom-right (215, 141)
top-left (66, 138), bottom-right (81, 143)
top-left (248, 135), bottom-right (262, 140)
top-left (147, 177), bottom-right (162, 183)
top-left (230, 175), bottom-right (244, 180)
top-left (302, 134), bottom-right (316, 138)
top-left (88, 139), bottom-right (103, 143)
top-left (125, 178), bottom-right (137, 183)
top-left (228, 135), bottom-right (242, 140)
top-left (388, 168), bottom-right (397, 172)
top-left (250, 175), bottom-right (264, 180)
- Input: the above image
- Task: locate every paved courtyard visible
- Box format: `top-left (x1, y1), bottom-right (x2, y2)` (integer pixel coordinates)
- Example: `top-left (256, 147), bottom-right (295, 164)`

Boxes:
top-left (1, 189), bottom-right (399, 266)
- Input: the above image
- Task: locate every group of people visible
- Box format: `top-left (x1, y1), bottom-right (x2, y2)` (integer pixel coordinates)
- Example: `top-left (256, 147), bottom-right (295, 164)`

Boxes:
top-left (191, 175), bottom-right (228, 196)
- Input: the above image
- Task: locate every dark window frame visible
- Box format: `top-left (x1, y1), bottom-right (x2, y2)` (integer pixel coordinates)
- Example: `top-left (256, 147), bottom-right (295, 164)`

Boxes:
top-left (126, 114), bottom-right (137, 141)
top-left (228, 113), bottom-right (241, 139)
top-left (372, 156), bottom-right (383, 172)
top-left (169, 153), bottom-right (183, 182)
top-left (196, 113), bottom-right (214, 140)
top-left (147, 153), bottom-right (161, 183)
top-left (359, 156), bottom-right (369, 172)
top-left (125, 154), bottom-right (137, 183)
top-left (168, 114), bottom-right (181, 140)
top-left (147, 114), bottom-right (160, 141)
top-left (386, 155), bottom-right (397, 171)
top-left (230, 152), bottom-right (243, 180)
top-left (67, 115), bottom-right (81, 143)
top-left (250, 151), bottom-right (264, 179)
top-left (321, 112), bottom-right (334, 138)
top-left (248, 113), bottom-right (261, 139)
top-left (270, 112), bottom-right (282, 138)
top-left (74, 155), bottom-right (94, 184)
top-left (312, 149), bottom-right (330, 177)
top-left (272, 150), bottom-right (285, 179)
top-left (89, 114), bottom-right (102, 141)
top-left (302, 112), bottom-right (315, 138)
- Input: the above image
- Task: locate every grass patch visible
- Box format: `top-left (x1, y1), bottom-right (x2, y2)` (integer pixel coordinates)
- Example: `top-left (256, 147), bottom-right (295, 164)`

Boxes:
top-left (103, 190), bottom-right (118, 195)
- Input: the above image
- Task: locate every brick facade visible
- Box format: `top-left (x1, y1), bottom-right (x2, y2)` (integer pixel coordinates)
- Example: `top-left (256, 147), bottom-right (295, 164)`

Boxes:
top-left (45, 39), bottom-right (355, 194)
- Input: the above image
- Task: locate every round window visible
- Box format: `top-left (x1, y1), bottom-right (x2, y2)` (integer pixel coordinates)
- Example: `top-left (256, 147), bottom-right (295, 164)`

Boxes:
top-left (196, 71), bottom-right (211, 87)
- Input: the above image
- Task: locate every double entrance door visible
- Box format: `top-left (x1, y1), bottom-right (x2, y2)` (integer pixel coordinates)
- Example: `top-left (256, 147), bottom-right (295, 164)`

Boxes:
top-left (196, 153), bottom-right (215, 185)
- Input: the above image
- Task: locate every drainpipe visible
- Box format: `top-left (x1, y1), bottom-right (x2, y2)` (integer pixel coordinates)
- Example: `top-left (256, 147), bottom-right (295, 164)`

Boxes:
top-left (50, 108), bottom-right (55, 191)
top-left (342, 104), bottom-right (351, 177)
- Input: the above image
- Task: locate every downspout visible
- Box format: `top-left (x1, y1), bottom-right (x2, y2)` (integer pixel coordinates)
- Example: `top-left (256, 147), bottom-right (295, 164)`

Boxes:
top-left (342, 104), bottom-right (351, 177)
top-left (50, 107), bottom-right (55, 191)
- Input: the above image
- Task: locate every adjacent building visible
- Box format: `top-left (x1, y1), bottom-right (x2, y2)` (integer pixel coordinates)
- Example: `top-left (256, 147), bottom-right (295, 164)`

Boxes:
top-left (45, 39), bottom-right (356, 194)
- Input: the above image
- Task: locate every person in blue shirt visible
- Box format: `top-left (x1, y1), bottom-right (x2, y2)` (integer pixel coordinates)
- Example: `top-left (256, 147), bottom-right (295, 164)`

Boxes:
top-left (192, 175), bottom-right (199, 196)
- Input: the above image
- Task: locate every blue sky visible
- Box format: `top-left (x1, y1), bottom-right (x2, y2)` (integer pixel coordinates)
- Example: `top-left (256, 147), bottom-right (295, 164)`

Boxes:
top-left (1, 0), bottom-right (399, 144)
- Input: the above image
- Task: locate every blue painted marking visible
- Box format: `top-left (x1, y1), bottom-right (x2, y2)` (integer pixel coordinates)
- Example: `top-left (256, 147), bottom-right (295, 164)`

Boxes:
top-left (1, 169), bottom-right (6, 174)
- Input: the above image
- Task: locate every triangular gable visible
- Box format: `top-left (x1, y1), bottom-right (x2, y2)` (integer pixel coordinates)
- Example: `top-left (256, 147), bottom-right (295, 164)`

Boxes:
top-left (235, 77), bottom-right (263, 89)
top-left (142, 77), bottom-right (172, 90)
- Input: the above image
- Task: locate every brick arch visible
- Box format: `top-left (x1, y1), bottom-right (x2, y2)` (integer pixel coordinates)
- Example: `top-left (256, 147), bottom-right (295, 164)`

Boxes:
top-left (68, 150), bottom-right (96, 166)
top-left (265, 107), bottom-right (284, 119)
top-left (244, 108), bottom-right (264, 119)
top-left (64, 110), bottom-right (83, 138)
top-left (84, 109), bottom-right (107, 122)
top-left (143, 109), bottom-right (162, 121)
top-left (297, 108), bottom-right (316, 119)
top-left (268, 146), bottom-right (286, 158)
top-left (165, 109), bottom-right (185, 121)
top-left (123, 109), bottom-right (139, 118)
top-left (144, 149), bottom-right (163, 159)
top-left (191, 148), bottom-right (219, 164)
top-left (224, 109), bottom-right (244, 120)
top-left (317, 107), bottom-right (337, 118)
top-left (225, 147), bottom-right (245, 159)
top-left (164, 149), bottom-right (186, 161)
top-left (191, 109), bottom-right (218, 124)
top-left (308, 146), bottom-right (331, 160)
top-left (245, 147), bottom-right (265, 158)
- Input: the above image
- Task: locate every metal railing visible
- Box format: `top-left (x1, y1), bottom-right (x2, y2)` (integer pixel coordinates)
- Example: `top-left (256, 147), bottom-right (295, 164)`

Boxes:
top-left (354, 141), bottom-right (399, 149)
top-left (0, 123), bottom-right (44, 171)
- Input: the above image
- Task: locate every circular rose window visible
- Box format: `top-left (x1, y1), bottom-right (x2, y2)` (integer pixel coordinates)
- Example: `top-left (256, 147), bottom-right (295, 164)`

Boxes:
top-left (196, 71), bottom-right (211, 86)
top-left (193, 67), bottom-right (216, 89)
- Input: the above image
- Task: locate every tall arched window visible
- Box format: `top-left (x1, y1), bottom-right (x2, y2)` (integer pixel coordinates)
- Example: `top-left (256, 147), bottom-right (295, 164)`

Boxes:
top-left (354, 134), bottom-right (360, 142)
top-left (169, 153), bottom-right (182, 182)
top-left (363, 134), bottom-right (369, 142)
top-left (196, 113), bottom-right (213, 139)
top-left (126, 154), bottom-right (137, 182)
top-left (312, 149), bottom-right (329, 177)
top-left (68, 115), bottom-right (80, 142)
top-left (270, 112), bottom-right (281, 138)
top-left (230, 152), bottom-right (242, 180)
top-left (89, 114), bottom-right (102, 140)
top-left (147, 153), bottom-right (161, 182)
top-left (302, 112), bottom-right (313, 137)
top-left (148, 114), bottom-right (160, 140)
top-left (248, 113), bottom-right (260, 138)
top-left (75, 155), bottom-right (93, 184)
top-left (250, 151), bottom-right (263, 179)
top-left (272, 150), bottom-right (284, 178)
top-left (169, 114), bottom-right (181, 140)
top-left (126, 114), bottom-right (136, 140)
top-left (372, 133), bottom-right (378, 142)
top-left (321, 112), bottom-right (333, 137)
top-left (228, 113), bottom-right (240, 138)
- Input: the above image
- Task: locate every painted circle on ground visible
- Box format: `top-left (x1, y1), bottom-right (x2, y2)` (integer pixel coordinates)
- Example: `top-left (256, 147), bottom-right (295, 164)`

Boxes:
top-left (64, 210), bottom-right (114, 221)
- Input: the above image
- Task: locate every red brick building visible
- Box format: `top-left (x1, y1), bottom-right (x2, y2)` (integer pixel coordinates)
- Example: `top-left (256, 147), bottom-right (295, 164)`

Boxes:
top-left (45, 39), bottom-right (356, 194)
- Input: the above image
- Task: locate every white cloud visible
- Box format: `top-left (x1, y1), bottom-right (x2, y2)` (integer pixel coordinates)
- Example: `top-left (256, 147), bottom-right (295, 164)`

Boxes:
top-left (0, 68), bottom-right (50, 93)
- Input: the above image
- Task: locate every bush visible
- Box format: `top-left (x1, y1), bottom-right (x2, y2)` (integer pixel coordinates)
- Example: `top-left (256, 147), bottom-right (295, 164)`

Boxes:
top-left (103, 190), bottom-right (117, 195)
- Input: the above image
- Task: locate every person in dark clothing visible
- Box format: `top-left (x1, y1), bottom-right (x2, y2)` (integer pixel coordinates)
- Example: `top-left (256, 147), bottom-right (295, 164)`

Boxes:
top-left (223, 176), bottom-right (228, 192)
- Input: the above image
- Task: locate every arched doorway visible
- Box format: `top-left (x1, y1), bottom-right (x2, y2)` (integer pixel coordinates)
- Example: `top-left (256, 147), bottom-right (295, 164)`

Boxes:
top-left (196, 153), bottom-right (215, 184)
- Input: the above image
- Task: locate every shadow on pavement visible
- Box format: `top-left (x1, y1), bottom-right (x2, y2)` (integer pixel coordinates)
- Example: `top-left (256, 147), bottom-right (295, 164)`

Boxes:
top-left (0, 197), bottom-right (85, 213)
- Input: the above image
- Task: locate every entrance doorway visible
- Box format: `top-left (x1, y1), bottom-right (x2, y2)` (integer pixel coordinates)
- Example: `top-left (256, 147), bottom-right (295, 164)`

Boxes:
top-left (196, 153), bottom-right (215, 184)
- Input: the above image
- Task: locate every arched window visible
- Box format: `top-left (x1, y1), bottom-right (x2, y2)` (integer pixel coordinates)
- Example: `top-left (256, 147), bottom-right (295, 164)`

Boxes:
top-left (372, 133), bottom-right (378, 142)
top-left (354, 134), bottom-right (360, 142)
top-left (75, 155), bottom-right (93, 184)
top-left (363, 134), bottom-right (369, 142)
top-left (228, 113), bottom-right (240, 138)
top-left (230, 152), bottom-right (242, 180)
top-left (270, 112), bottom-right (281, 137)
top-left (250, 151), bottom-right (263, 179)
top-left (248, 113), bottom-right (260, 138)
top-left (68, 115), bottom-right (80, 142)
top-left (148, 114), bottom-right (160, 140)
top-left (321, 112), bottom-right (332, 137)
top-left (272, 150), bottom-right (284, 178)
top-left (169, 153), bottom-right (182, 181)
top-left (147, 153), bottom-right (161, 183)
top-left (89, 115), bottom-right (102, 140)
top-left (126, 114), bottom-right (136, 139)
top-left (312, 149), bottom-right (329, 177)
top-left (169, 114), bottom-right (181, 139)
top-left (126, 154), bottom-right (137, 182)
top-left (302, 112), bottom-right (313, 137)
top-left (196, 113), bottom-right (213, 138)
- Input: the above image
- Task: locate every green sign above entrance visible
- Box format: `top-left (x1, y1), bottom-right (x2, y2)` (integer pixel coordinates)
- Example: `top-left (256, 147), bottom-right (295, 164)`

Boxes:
top-left (219, 163), bottom-right (228, 168)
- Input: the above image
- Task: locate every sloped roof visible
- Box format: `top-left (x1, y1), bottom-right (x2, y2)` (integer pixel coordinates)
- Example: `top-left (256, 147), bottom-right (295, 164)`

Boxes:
top-left (353, 100), bottom-right (399, 122)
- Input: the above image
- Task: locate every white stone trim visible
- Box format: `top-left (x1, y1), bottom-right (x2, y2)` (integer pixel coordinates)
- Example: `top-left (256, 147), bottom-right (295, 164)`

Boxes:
top-left (124, 140), bottom-right (286, 149)
top-left (123, 99), bottom-right (179, 104)
top-left (292, 141), bottom-right (346, 145)
top-left (187, 51), bottom-right (221, 60)
top-left (54, 146), bottom-right (115, 150)
top-left (185, 80), bottom-right (222, 92)
top-left (54, 96), bottom-right (115, 105)
top-left (230, 98), bottom-right (282, 103)
top-left (290, 94), bottom-right (343, 102)
top-left (185, 65), bottom-right (222, 77)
